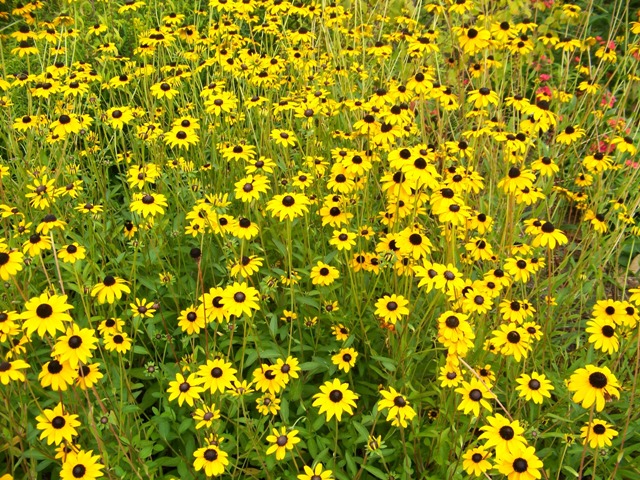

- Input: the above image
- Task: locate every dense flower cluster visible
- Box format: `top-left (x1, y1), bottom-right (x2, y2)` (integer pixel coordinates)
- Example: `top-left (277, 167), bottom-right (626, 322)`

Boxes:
top-left (1, 0), bottom-right (640, 478)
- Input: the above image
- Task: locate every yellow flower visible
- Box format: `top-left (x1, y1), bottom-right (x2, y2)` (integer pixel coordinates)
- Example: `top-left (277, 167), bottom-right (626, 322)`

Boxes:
top-left (266, 427), bottom-right (301, 460)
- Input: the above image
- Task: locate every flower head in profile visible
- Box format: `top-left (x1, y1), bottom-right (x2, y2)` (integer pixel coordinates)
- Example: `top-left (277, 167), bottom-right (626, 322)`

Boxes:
top-left (0, 359), bottom-right (30, 385)
top-left (531, 221), bottom-right (568, 249)
top-left (0, 247), bottom-right (24, 280)
top-left (90, 275), bottom-right (131, 304)
top-left (130, 193), bottom-right (168, 218)
top-left (266, 193), bottom-right (310, 221)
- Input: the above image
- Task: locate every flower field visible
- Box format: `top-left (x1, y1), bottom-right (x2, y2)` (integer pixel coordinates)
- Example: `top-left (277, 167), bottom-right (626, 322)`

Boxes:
top-left (1, 0), bottom-right (640, 478)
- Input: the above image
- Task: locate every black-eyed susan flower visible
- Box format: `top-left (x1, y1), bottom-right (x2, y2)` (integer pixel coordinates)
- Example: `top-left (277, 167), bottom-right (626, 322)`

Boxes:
top-left (455, 378), bottom-right (493, 417)
top-left (498, 167), bottom-right (536, 195)
top-left (585, 317), bottom-right (619, 354)
top-left (532, 222), bottom-right (568, 249)
top-left (36, 402), bottom-right (81, 445)
top-left (234, 174), bottom-right (270, 203)
top-left (130, 298), bottom-right (156, 320)
top-left (329, 228), bottom-right (357, 251)
top-left (60, 449), bottom-right (104, 480)
top-left (556, 125), bottom-right (586, 145)
top-left (504, 257), bottom-right (535, 283)
top-left (591, 299), bottom-right (623, 324)
top-left (150, 81), bottom-right (179, 99)
top-left (97, 318), bottom-right (124, 337)
top-left (467, 87), bottom-right (500, 108)
top-left (310, 261), bottom-right (340, 286)
top-left (178, 306), bottom-right (205, 335)
top-left (57, 243), bottom-right (86, 264)
top-left (253, 364), bottom-right (286, 394)
top-left (478, 413), bottom-right (528, 457)
top-left (374, 294), bottom-right (409, 324)
top-left (378, 387), bottom-right (417, 428)
top-left (39, 359), bottom-right (76, 391)
top-left (274, 356), bottom-right (300, 384)
top-left (491, 324), bottom-right (531, 362)
top-left (22, 233), bottom-right (52, 256)
top-left (130, 193), bottom-right (168, 218)
top-left (568, 364), bottom-right (620, 412)
top-left (312, 378), bottom-right (358, 422)
top-left (580, 419), bottom-right (618, 448)
top-left (53, 325), bottom-right (98, 368)
top-left (223, 281), bottom-right (260, 317)
top-left (610, 135), bottom-right (636, 155)
top-left (197, 358), bottom-right (238, 394)
top-left (266, 426), bottom-right (301, 461)
top-left (193, 444), bottom-right (229, 477)
top-left (198, 287), bottom-right (228, 323)
top-left (497, 446), bottom-right (544, 480)
top-left (103, 332), bottom-right (132, 354)
top-left (266, 193), bottom-right (310, 221)
top-left (462, 446), bottom-right (492, 476)
top-left (231, 217), bottom-right (259, 240)
top-left (0, 247), bottom-right (23, 280)
top-left (91, 276), bottom-right (131, 304)
top-left (331, 348), bottom-right (358, 373)
top-left (331, 324), bottom-right (350, 341)
top-left (167, 372), bottom-right (203, 407)
top-left (456, 26), bottom-right (491, 54)
top-left (75, 363), bottom-right (103, 390)
top-left (256, 393), bottom-right (281, 416)
top-left (193, 404), bottom-right (221, 429)
top-left (21, 293), bottom-right (73, 338)
top-left (439, 363), bottom-right (463, 388)
top-left (270, 128), bottom-right (297, 147)
top-left (104, 107), bottom-right (134, 129)
top-left (297, 463), bottom-right (333, 480)
top-left (0, 358), bottom-right (29, 385)
top-left (515, 372), bottom-right (554, 404)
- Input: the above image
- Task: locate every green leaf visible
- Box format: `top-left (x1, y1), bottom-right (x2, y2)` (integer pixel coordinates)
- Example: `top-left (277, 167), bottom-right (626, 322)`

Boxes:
top-left (364, 465), bottom-right (388, 479)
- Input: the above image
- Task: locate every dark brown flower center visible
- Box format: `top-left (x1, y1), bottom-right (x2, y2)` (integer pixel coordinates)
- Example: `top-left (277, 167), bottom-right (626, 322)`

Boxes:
top-left (394, 395), bottom-right (407, 407)
top-left (589, 372), bottom-right (607, 388)
top-left (203, 448), bottom-right (218, 461)
top-left (329, 389), bottom-right (343, 402)
top-left (68, 335), bottom-right (82, 349)
top-left (36, 304), bottom-right (53, 318)
top-left (513, 458), bottom-right (528, 473)
top-left (499, 425), bottom-right (515, 440)
top-left (52, 416), bottom-right (66, 429)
